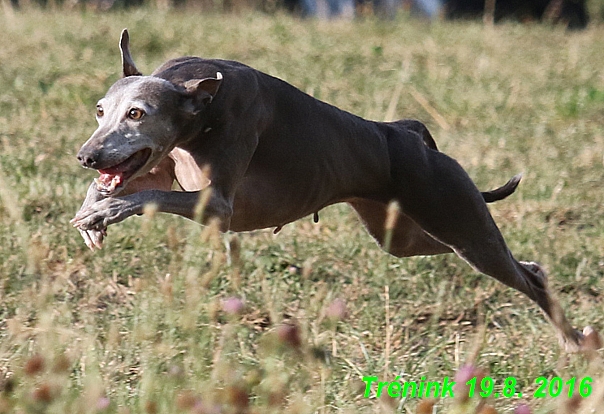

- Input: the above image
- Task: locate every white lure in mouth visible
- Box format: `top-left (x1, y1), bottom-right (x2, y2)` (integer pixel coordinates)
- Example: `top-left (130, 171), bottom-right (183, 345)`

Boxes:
top-left (94, 148), bottom-right (152, 194)
top-left (95, 173), bottom-right (124, 194)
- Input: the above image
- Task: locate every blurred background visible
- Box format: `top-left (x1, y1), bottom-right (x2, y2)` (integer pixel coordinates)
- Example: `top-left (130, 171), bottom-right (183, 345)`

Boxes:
top-left (3, 0), bottom-right (603, 29)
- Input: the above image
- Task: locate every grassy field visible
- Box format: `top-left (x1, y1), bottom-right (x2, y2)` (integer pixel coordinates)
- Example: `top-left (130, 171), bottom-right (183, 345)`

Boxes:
top-left (0, 8), bottom-right (603, 414)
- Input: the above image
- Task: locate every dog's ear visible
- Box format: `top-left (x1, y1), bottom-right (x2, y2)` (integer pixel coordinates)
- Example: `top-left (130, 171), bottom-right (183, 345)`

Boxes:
top-left (181, 72), bottom-right (223, 115)
top-left (120, 29), bottom-right (142, 77)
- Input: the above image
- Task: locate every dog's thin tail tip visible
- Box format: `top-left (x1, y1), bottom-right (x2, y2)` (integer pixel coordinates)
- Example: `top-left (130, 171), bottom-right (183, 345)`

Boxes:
top-left (506, 172), bottom-right (523, 191)
top-left (482, 172), bottom-right (523, 203)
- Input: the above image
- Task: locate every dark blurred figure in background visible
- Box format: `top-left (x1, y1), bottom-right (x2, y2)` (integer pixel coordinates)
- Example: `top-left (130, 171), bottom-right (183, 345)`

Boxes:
top-left (297, 0), bottom-right (355, 19)
top-left (289, 0), bottom-right (588, 28)
top-left (443, 0), bottom-right (589, 30)
top-left (6, 0), bottom-right (590, 28)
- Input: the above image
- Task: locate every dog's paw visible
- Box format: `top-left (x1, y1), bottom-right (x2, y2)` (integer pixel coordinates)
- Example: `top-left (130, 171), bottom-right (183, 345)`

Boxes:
top-left (79, 228), bottom-right (106, 251)
top-left (581, 326), bottom-right (603, 354)
top-left (71, 197), bottom-right (136, 232)
top-left (559, 326), bottom-right (602, 354)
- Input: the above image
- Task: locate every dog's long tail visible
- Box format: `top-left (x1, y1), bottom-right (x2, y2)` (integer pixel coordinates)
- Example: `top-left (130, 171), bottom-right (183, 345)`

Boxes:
top-left (481, 173), bottom-right (522, 203)
top-left (399, 119), bottom-right (521, 204)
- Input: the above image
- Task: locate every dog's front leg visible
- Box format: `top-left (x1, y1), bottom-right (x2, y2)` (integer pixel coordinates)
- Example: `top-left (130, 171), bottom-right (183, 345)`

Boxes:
top-left (72, 188), bottom-right (233, 235)
top-left (73, 157), bottom-right (178, 250)
top-left (75, 182), bottom-right (108, 250)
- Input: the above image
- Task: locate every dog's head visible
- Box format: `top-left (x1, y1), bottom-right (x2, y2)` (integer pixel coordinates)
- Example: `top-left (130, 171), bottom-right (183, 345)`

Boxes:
top-left (76, 29), bottom-right (222, 196)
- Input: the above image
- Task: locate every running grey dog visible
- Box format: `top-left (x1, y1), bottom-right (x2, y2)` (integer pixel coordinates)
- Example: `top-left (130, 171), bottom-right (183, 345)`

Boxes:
top-left (72, 30), bottom-right (596, 351)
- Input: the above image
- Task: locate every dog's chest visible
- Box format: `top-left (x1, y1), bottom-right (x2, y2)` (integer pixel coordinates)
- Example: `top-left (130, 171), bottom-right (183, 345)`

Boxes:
top-left (169, 148), bottom-right (211, 191)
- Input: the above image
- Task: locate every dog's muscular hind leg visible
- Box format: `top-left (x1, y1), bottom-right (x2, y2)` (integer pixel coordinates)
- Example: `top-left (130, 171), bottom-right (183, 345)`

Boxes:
top-left (348, 167), bottom-right (521, 258)
top-left (348, 198), bottom-right (451, 257)
top-left (387, 136), bottom-right (583, 349)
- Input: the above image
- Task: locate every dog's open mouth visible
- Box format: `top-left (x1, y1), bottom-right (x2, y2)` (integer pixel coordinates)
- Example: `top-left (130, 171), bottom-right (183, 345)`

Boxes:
top-left (95, 148), bottom-right (152, 194)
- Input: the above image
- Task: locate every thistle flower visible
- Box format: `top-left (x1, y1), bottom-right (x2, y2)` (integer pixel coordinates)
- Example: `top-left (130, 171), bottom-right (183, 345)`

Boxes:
top-left (276, 323), bottom-right (302, 349)
top-left (225, 385), bottom-right (249, 410)
top-left (514, 404), bottom-right (531, 414)
top-left (221, 297), bottom-right (245, 316)
top-left (176, 391), bottom-right (199, 410)
top-left (453, 365), bottom-right (486, 404)
top-left (325, 298), bottom-right (348, 322)
top-left (96, 396), bottom-right (111, 411)
top-left (24, 355), bottom-right (45, 376)
top-left (416, 399), bottom-right (436, 414)
top-left (32, 383), bottom-right (53, 403)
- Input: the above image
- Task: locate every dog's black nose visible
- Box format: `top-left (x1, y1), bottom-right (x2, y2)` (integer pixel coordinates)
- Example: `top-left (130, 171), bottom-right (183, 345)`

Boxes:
top-left (77, 151), bottom-right (98, 169)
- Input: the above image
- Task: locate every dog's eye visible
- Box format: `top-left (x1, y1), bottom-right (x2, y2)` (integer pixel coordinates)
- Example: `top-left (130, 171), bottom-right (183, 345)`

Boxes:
top-left (128, 108), bottom-right (145, 121)
top-left (96, 105), bottom-right (104, 117)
